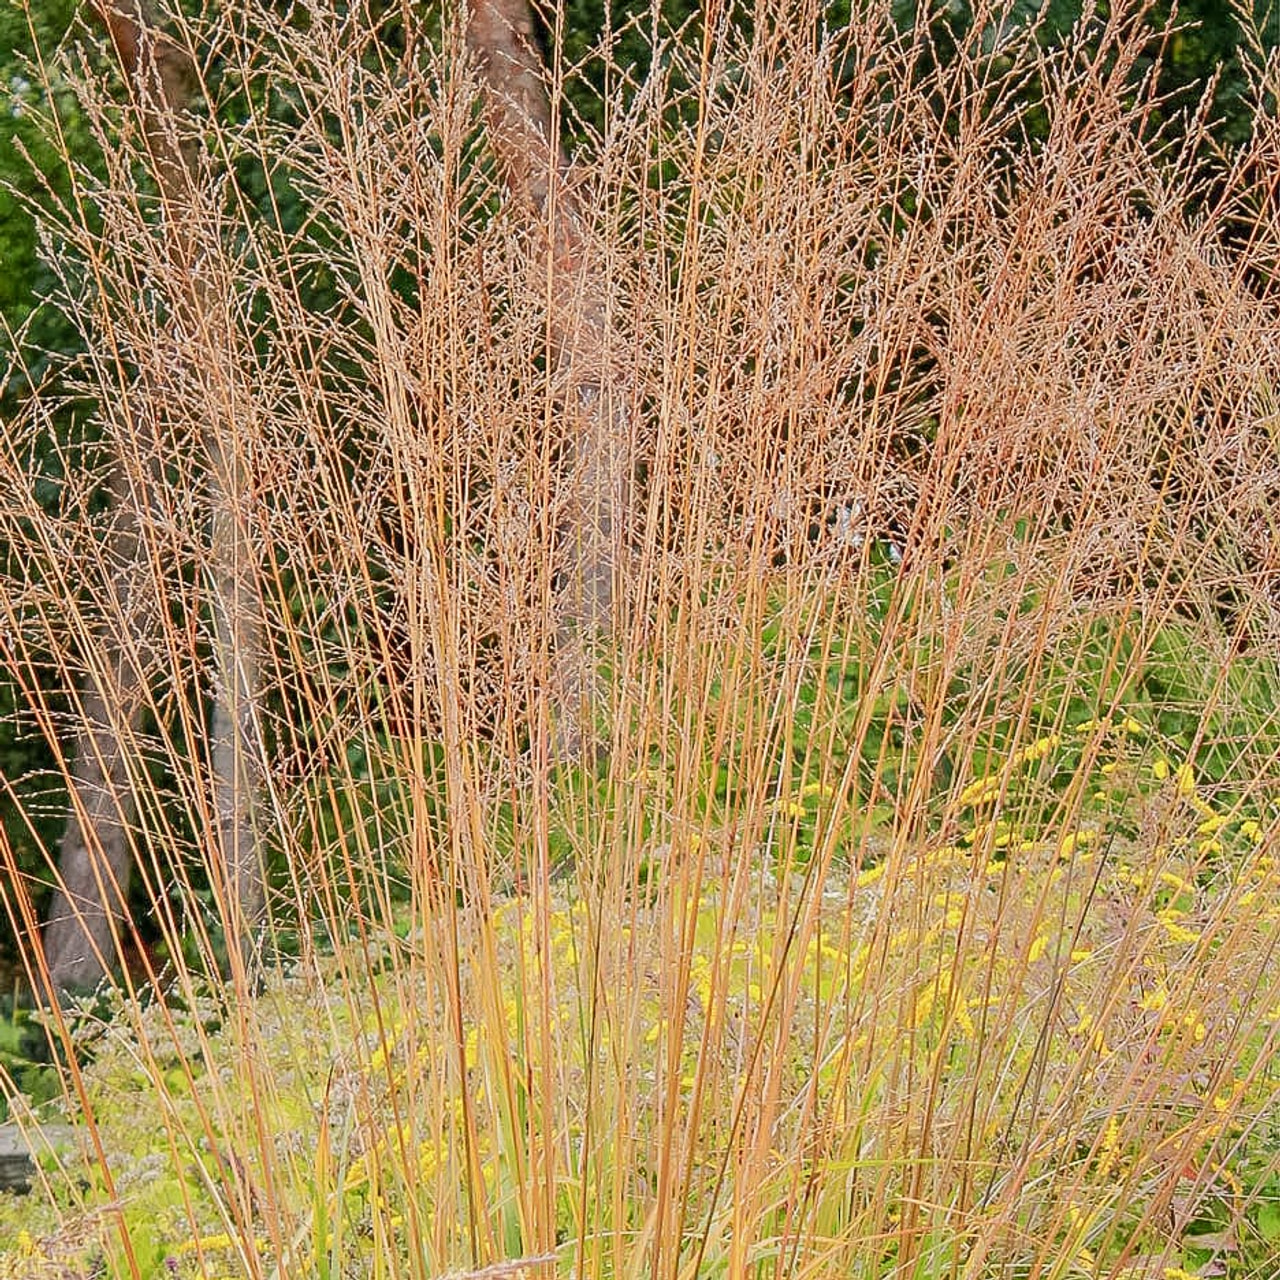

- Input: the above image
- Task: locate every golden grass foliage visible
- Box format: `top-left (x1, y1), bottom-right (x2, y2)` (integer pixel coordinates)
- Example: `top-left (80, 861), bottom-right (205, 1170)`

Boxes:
top-left (1, 0), bottom-right (1278, 1277)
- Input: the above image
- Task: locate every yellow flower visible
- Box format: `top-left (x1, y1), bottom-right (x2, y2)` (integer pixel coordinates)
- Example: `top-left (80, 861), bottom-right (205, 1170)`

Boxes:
top-left (174, 1234), bottom-right (270, 1256)
top-left (1058, 828), bottom-right (1096, 858)
top-left (1097, 1113), bottom-right (1122, 1180)
top-left (1173, 762), bottom-right (1196, 797)
top-left (1152, 758), bottom-right (1170, 781)
top-left (960, 777), bottom-right (1000, 807)
top-left (1010, 734), bottom-right (1059, 768)
top-left (1157, 909), bottom-right (1200, 945)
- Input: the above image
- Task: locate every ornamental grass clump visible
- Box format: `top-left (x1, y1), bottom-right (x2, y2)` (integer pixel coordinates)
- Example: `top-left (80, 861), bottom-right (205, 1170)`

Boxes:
top-left (1, 0), bottom-right (1278, 1277)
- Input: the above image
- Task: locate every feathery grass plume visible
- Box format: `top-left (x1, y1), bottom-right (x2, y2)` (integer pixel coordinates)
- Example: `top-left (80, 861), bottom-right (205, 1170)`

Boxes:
top-left (1, 0), bottom-right (1278, 1277)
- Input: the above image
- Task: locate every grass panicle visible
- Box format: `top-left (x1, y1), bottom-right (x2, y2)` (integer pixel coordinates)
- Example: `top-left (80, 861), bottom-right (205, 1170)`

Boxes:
top-left (1, 0), bottom-right (1278, 1277)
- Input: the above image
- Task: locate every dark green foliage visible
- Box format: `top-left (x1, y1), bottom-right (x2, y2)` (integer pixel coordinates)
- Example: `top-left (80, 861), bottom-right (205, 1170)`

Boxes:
top-left (0, 0), bottom-right (101, 925)
top-left (888, 0), bottom-right (1276, 150)
top-left (549, 0), bottom-right (702, 139)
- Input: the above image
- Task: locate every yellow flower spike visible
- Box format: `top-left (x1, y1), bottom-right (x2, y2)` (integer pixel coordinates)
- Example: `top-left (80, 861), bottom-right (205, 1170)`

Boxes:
top-left (1010, 734), bottom-right (1060, 769)
top-left (959, 777), bottom-right (1000, 807)
top-left (1152, 758), bottom-right (1170, 780)
top-left (1239, 819), bottom-right (1263, 843)
top-left (174, 1235), bottom-right (270, 1256)
top-left (344, 1160), bottom-right (369, 1193)
top-left (1173, 762), bottom-right (1196, 797)
top-left (1097, 1114), bottom-right (1122, 1179)
top-left (1058, 828), bottom-right (1096, 858)
top-left (1027, 934), bottom-right (1049, 963)
top-left (1187, 1016), bottom-right (1207, 1043)
top-left (1122, 716), bottom-right (1146, 734)
top-left (856, 862), bottom-right (887, 888)
top-left (1157, 910), bottom-right (1200, 944)
top-left (1191, 795), bottom-right (1217, 820)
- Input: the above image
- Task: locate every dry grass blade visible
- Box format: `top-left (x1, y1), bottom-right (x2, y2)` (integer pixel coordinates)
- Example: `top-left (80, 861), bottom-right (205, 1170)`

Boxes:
top-left (0, 1), bottom-right (1277, 1278)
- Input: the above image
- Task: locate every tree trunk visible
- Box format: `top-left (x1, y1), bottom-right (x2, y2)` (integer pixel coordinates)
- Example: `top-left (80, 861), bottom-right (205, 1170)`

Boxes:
top-left (42, 464), bottom-right (147, 998)
top-left (43, 0), bottom-right (266, 995)
top-left (465, 0), bottom-right (630, 758)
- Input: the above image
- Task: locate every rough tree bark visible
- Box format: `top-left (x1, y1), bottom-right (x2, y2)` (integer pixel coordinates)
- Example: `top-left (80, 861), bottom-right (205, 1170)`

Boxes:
top-left (43, 0), bottom-right (265, 997)
top-left (465, 0), bottom-right (630, 757)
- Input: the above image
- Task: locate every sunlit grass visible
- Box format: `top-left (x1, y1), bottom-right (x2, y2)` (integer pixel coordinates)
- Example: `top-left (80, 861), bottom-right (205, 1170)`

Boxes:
top-left (2, 0), bottom-right (1280, 1276)
top-left (3, 688), bottom-right (1277, 1278)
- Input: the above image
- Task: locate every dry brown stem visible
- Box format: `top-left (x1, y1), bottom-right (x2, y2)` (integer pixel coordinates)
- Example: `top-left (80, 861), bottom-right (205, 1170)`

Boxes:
top-left (42, 0), bottom-right (266, 995)
top-left (466, 0), bottom-right (631, 757)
